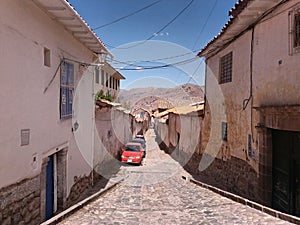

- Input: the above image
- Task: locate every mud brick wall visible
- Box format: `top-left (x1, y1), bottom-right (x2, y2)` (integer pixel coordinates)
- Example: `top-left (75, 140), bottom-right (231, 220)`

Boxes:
top-left (0, 176), bottom-right (41, 225)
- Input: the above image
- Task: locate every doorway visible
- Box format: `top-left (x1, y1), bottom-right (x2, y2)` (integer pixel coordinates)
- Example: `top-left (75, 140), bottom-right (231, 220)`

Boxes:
top-left (45, 154), bottom-right (57, 220)
top-left (272, 129), bottom-right (300, 217)
top-left (41, 147), bottom-right (67, 222)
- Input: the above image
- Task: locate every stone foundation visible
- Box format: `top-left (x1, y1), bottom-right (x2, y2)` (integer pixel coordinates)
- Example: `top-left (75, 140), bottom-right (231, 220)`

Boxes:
top-left (0, 176), bottom-right (41, 225)
top-left (66, 173), bottom-right (92, 207)
top-left (66, 171), bottom-right (105, 208)
top-left (184, 153), bottom-right (259, 203)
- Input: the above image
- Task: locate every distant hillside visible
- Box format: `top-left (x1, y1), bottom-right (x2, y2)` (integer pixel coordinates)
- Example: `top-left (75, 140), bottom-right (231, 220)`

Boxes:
top-left (119, 84), bottom-right (204, 114)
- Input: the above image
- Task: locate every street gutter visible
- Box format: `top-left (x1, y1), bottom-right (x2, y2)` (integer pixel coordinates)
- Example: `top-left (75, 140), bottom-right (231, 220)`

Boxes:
top-left (182, 176), bottom-right (300, 225)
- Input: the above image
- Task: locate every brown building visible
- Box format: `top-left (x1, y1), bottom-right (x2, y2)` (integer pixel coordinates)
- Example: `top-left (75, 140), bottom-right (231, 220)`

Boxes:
top-left (198, 0), bottom-right (300, 217)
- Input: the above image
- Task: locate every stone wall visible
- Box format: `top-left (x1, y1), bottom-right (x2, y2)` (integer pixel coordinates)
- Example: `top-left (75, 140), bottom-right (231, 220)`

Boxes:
top-left (0, 176), bottom-right (41, 225)
top-left (185, 153), bottom-right (259, 203)
top-left (66, 173), bottom-right (92, 207)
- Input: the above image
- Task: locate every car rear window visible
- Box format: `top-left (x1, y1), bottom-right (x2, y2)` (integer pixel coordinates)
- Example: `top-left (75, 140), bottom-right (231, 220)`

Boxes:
top-left (125, 145), bottom-right (140, 152)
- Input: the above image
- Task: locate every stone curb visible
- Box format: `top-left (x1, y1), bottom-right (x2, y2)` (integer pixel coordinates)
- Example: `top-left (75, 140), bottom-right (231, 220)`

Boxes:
top-left (182, 176), bottom-right (300, 225)
top-left (40, 178), bottom-right (124, 225)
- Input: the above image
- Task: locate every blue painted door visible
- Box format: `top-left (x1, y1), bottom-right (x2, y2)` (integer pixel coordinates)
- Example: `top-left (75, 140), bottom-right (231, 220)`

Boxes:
top-left (45, 155), bottom-right (54, 220)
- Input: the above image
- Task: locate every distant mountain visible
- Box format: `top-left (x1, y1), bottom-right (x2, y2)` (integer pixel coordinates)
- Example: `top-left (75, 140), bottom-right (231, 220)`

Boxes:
top-left (118, 84), bottom-right (204, 114)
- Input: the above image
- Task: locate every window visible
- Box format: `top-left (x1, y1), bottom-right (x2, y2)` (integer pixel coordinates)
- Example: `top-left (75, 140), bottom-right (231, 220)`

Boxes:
top-left (101, 70), bottom-right (104, 85)
top-left (221, 122), bottom-right (228, 141)
top-left (60, 62), bottom-right (74, 119)
top-left (289, 6), bottom-right (300, 54)
top-left (219, 52), bottom-right (232, 84)
top-left (106, 72), bottom-right (109, 87)
top-left (294, 13), bottom-right (300, 48)
top-left (95, 68), bottom-right (99, 84)
top-left (44, 47), bottom-right (50, 67)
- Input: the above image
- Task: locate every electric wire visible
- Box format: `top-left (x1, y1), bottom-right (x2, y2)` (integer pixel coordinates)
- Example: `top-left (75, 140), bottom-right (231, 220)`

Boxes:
top-left (92, 0), bottom-right (162, 30)
top-left (109, 0), bottom-right (195, 50)
top-left (111, 57), bottom-right (199, 71)
top-left (101, 0), bottom-right (217, 68)
top-left (183, 0), bottom-right (217, 84)
top-left (191, 0), bottom-right (218, 50)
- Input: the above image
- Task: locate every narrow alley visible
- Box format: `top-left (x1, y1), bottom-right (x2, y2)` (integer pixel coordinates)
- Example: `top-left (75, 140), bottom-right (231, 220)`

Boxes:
top-left (57, 129), bottom-right (292, 225)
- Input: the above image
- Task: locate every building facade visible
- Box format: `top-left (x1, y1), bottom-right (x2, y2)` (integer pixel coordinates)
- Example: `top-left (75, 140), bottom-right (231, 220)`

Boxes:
top-left (0, 0), bottom-right (121, 224)
top-left (198, 0), bottom-right (300, 217)
top-left (94, 62), bottom-right (125, 102)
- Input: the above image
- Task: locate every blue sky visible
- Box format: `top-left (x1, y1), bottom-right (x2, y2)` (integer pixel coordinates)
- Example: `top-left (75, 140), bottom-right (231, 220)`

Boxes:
top-left (68, 0), bottom-right (237, 89)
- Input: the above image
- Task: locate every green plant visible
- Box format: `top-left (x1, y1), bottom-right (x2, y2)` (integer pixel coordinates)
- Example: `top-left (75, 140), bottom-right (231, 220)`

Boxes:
top-left (95, 89), bottom-right (105, 101)
top-left (105, 93), bottom-right (113, 102)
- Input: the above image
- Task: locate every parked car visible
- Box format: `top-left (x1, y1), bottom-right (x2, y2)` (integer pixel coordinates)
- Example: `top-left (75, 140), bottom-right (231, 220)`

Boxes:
top-left (136, 134), bottom-right (145, 140)
top-left (131, 138), bottom-right (146, 158)
top-left (121, 142), bottom-right (144, 165)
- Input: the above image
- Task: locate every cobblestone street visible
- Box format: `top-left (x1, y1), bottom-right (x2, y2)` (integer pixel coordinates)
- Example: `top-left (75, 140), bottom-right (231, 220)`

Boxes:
top-left (58, 129), bottom-right (293, 225)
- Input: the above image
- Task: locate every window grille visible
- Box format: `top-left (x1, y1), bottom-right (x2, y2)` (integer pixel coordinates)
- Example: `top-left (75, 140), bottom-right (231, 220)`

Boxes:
top-left (222, 122), bottom-right (228, 141)
top-left (219, 52), bottom-right (232, 84)
top-left (60, 62), bottom-right (74, 119)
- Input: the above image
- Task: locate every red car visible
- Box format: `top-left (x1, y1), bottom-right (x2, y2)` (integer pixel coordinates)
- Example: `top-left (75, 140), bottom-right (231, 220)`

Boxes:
top-left (121, 142), bottom-right (144, 165)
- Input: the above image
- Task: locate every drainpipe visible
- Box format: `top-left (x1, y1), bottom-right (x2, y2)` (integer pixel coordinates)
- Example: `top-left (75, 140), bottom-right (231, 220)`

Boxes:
top-left (243, 27), bottom-right (254, 110)
top-left (242, 27), bottom-right (255, 142)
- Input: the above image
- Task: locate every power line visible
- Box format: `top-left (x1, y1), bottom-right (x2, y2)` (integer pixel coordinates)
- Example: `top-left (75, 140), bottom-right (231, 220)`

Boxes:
top-left (111, 0), bottom-right (195, 50)
top-left (105, 0), bottom-right (218, 62)
top-left (184, 1), bottom-right (217, 84)
top-left (92, 0), bottom-right (162, 30)
top-left (112, 56), bottom-right (199, 70)
top-left (192, 0), bottom-right (218, 50)
top-left (186, 58), bottom-right (204, 83)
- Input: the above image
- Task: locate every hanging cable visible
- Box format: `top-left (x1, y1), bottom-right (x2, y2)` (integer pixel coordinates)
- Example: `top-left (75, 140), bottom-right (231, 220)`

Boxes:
top-left (111, 0), bottom-right (195, 50)
top-left (115, 57), bottom-right (199, 70)
top-left (43, 59), bottom-right (63, 94)
top-left (185, 58), bottom-right (204, 83)
top-left (191, 0), bottom-right (218, 50)
top-left (93, 0), bottom-right (162, 30)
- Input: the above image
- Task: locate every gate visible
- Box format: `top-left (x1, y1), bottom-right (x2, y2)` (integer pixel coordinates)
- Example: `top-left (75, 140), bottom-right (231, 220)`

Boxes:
top-left (272, 130), bottom-right (300, 216)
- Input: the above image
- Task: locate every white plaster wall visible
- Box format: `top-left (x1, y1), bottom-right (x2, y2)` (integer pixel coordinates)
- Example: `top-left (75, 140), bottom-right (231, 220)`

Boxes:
top-left (0, 0), bottom-right (95, 194)
top-left (253, 0), bottom-right (300, 106)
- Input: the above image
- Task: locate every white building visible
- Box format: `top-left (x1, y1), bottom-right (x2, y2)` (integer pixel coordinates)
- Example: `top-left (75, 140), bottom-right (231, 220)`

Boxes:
top-left (0, 0), bottom-right (122, 223)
